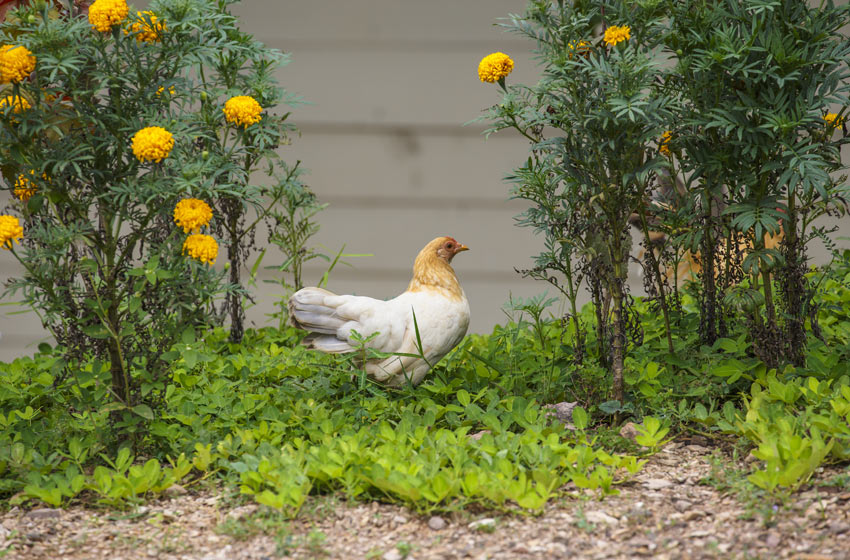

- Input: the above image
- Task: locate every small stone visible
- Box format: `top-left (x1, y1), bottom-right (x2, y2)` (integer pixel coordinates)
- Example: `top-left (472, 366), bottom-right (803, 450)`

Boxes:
top-left (469, 517), bottom-right (497, 531)
top-left (163, 483), bottom-right (187, 496)
top-left (766, 533), bottom-right (781, 547)
top-left (226, 504), bottom-right (258, 520)
top-left (160, 509), bottom-right (178, 522)
top-left (25, 508), bottom-right (62, 521)
top-left (382, 551), bottom-right (403, 560)
top-left (428, 516), bottom-right (446, 531)
top-left (829, 522), bottom-right (850, 535)
top-left (673, 499), bottom-right (692, 513)
top-left (543, 402), bottom-right (578, 424)
top-left (584, 511), bottom-right (619, 525)
top-left (619, 422), bottom-right (640, 441)
top-left (392, 514), bottom-right (408, 526)
top-left (683, 510), bottom-right (705, 522)
top-left (686, 530), bottom-right (711, 538)
top-left (641, 478), bottom-right (674, 490)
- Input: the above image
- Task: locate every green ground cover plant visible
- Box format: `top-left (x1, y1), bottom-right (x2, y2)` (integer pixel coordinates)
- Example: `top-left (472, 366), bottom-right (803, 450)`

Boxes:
top-left (3, 254), bottom-right (850, 513)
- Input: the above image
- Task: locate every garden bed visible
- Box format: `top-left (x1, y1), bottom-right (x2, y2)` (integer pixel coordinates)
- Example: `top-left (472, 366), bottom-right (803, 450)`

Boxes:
top-left (3, 438), bottom-right (848, 560)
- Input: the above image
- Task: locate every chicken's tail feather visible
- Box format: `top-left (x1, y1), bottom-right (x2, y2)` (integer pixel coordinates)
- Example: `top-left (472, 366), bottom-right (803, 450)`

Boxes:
top-left (302, 334), bottom-right (354, 353)
top-left (289, 286), bottom-right (350, 337)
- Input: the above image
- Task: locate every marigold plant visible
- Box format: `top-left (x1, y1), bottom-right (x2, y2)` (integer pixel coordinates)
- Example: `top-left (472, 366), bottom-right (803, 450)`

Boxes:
top-left (478, 52), bottom-right (514, 83)
top-left (0, 0), bottom-right (312, 429)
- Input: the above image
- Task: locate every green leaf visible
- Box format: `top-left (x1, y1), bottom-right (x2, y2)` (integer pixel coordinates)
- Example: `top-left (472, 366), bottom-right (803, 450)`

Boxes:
top-left (572, 406), bottom-right (589, 430)
top-left (131, 405), bottom-right (154, 420)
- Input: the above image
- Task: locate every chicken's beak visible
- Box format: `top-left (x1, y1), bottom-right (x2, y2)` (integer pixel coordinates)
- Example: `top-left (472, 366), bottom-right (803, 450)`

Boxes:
top-left (456, 244), bottom-right (469, 253)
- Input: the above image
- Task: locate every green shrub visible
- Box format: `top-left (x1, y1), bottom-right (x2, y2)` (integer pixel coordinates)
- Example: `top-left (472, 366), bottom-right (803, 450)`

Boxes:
top-left (0, 0), bottom-right (313, 430)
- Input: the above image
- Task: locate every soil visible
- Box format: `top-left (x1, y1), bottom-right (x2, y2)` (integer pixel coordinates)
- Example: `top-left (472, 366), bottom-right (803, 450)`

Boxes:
top-left (2, 439), bottom-right (849, 560)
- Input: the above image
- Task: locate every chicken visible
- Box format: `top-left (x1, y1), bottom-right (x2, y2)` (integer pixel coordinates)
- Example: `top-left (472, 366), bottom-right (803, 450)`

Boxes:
top-left (288, 236), bottom-right (471, 387)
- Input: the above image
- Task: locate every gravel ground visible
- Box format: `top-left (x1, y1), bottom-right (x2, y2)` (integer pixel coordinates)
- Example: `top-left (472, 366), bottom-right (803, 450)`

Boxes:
top-left (2, 439), bottom-right (849, 560)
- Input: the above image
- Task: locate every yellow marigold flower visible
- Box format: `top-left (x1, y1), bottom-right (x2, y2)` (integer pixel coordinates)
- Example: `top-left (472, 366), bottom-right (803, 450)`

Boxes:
top-left (155, 85), bottom-right (176, 97)
top-left (0, 215), bottom-right (23, 250)
top-left (603, 25), bottom-right (631, 47)
top-left (88, 0), bottom-right (129, 33)
top-left (823, 112), bottom-right (845, 129)
top-left (568, 40), bottom-right (591, 59)
top-left (127, 11), bottom-right (165, 43)
top-left (223, 95), bottom-right (263, 128)
top-left (173, 198), bottom-right (213, 234)
top-left (0, 45), bottom-right (36, 84)
top-left (0, 94), bottom-right (30, 113)
top-left (132, 126), bottom-right (174, 163)
top-left (478, 52), bottom-right (514, 83)
top-left (659, 130), bottom-right (672, 157)
top-left (182, 234), bottom-right (218, 265)
top-left (13, 171), bottom-right (44, 202)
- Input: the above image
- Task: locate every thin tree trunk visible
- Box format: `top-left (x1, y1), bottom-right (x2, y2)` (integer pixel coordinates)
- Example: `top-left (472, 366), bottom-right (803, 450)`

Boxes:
top-left (637, 207), bottom-right (674, 355)
top-left (226, 197), bottom-right (244, 344)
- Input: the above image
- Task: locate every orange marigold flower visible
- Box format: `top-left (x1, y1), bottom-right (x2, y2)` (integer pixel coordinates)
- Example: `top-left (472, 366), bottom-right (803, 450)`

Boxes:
top-left (132, 126), bottom-right (174, 163)
top-left (0, 214), bottom-right (23, 249)
top-left (0, 94), bottom-right (30, 113)
top-left (155, 85), bottom-right (176, 98)
top-left (569, 40), bottom-right (591, 59)
top-left (88, 0), bottom-right (129, 33)
top-left (127, 11), bottom-right (165, 43)
top-left (603, 25), bottom-right (631, 47)
top-left (223, 95), bottom-right (263, 128)
top-left (13, 171), bottom-right (43, 202)
top-left (478, 52), bottom-right (514, 83)
top-left (173, 198), bottom-right (213, 233)
top-left (182, 234), bottom-right (218, 265)
top-left (0, 45), bottom-right (35, 84)
top-left (659, 130), bottom-right (672, 157)
top-left (823, 112), bottom-right (845, 129)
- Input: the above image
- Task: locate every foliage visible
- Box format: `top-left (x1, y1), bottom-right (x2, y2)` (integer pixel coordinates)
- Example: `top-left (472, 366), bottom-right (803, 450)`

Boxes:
top-left (0, 312), bottom-right (660, 514)
top-left (0, 0), bottom-right (318, 428)
top-left (479, 0), bottom-right (850, 406)
top-left (4, 256), bottom-right (850, 512)
top-left (665, 0), bottom-right (850, 359)
top-left (480, 0), bottom-right (678, 403)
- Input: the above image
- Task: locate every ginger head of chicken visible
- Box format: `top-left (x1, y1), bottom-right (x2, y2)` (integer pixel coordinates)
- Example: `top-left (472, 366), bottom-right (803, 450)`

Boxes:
top-left (408, 236), bottom-right (469, 299)
top-left (433, 236), bottom-right (469, 263)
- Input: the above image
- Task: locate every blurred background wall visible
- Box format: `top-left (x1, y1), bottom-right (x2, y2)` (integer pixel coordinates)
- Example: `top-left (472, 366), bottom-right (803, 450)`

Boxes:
top-left (0, 0), bottom-right (847, 361)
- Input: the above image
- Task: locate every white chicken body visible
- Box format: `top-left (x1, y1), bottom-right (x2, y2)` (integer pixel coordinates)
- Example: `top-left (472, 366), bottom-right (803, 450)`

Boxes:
top-left (288, 236), bottom-right (471, 387)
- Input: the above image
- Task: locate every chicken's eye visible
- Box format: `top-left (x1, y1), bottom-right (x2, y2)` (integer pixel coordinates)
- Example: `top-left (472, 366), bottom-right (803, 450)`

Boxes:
top-left (446, 242), bottom-right (454, 249)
